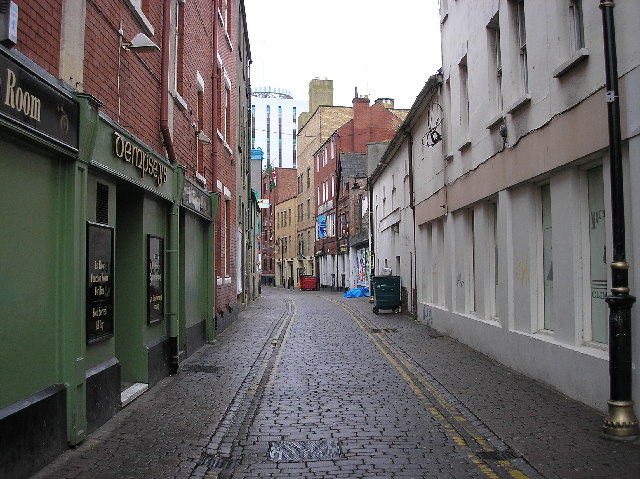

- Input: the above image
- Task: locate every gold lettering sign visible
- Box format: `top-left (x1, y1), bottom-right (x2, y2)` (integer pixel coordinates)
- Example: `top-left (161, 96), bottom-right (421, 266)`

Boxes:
top-left (113, 132), bottom-right (168, 186)
top-left (4, 68), bottom-right (42, 121)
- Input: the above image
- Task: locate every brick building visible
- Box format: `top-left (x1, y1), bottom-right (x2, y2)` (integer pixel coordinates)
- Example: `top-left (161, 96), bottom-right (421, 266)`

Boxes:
top-left (314, 93), bottom-right (407, 289)
top-left (0, 1), bottom-right (251, 477)
top-left (260, 167), bottom-right (297, 285)
top-left (295, 79), bottom-right (353, 282)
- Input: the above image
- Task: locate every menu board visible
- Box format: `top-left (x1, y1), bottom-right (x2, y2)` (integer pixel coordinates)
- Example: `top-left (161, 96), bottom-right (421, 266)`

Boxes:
top-left (147, 235), bottom-right (164, 323)
top-left (86, 223), bottom-right (114, 343)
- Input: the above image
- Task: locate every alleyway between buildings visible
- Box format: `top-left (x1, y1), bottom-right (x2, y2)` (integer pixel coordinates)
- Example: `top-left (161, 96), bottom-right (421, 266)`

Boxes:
top-left (34, 289), bottom-right (640, 478)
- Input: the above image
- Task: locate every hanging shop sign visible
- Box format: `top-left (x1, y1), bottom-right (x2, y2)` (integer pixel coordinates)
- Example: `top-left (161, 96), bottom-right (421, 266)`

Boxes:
top-left (317, 215), bottom-right (327, 239)
top-left (86, 222), bottom-right (114, 344)
top-left (113, 131), bottom-right (168, 186)
top-left (182, 179), bottom-right (212, 219)
top-left (147, 235), bottom-right (164, 324)
top-left (0, 50), bottom-right (79, 150)
top-left (339, 245), bottom-right (348, 254)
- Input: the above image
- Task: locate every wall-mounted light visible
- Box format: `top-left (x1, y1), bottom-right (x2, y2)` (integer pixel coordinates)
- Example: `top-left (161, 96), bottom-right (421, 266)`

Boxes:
top-left (121, 32), bottom-right (159, 51)
top-left (197, 130), bottom-right (212, 144)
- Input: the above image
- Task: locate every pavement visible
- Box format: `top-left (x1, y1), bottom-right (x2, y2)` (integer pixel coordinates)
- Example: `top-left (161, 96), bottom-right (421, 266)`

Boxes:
top-left (32, 288), bottom-right (640, 478)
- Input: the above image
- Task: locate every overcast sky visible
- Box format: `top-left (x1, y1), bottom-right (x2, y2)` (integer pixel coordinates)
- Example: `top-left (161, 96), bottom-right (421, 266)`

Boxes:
top-left (244, 0), bottom-right (442, 110)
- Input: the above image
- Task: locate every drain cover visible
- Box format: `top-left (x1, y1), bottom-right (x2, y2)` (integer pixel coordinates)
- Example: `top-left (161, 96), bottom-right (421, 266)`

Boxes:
top-left (181, 363), bottom-right (219, 374)
top-left (268, 439), bottom-right (342, 462)
top-left (476, 450), bottom-right (518, 461)
top-left (202, 456), bottom-right (239, 469)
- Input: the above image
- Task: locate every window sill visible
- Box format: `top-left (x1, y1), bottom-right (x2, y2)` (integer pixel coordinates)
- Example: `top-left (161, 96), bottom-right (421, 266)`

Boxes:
top-left (444, 152), bottom-right (454, 162)
top-left (507, 94), bottom-right (531, 115)
top-left (225, 31), bottom-right (233, 51)
top-left (486, 113), bottom-right (505, 130)
top-left (553, 48), bottom-right (589, 78)
top-left (457, 140), bottom-right (471, 152)
top-left (440, 11), bottom-right (448, 25)
top-left (170, 90), bottom-right (188, 111)
top-left (125, 0), bottom-right (154, 36)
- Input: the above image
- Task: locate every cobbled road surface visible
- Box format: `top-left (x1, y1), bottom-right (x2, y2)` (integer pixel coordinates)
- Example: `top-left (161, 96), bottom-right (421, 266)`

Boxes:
top-left (33, 288), bottom-right (640, 478)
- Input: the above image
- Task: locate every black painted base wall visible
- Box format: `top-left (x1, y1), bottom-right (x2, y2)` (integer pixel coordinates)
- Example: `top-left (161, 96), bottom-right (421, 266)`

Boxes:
top-left (86, 358), bottom-right (121, 434)
top-left (0, 385), bottom-right (67, 479)
top-left (146, 336), bottom-right (170, 387)
top-left (186, 320), bottom-right (206, 358)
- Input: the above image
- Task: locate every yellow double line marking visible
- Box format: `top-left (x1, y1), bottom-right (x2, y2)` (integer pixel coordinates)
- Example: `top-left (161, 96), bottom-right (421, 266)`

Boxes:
top-left (328, 298), bottom-right (533, 479)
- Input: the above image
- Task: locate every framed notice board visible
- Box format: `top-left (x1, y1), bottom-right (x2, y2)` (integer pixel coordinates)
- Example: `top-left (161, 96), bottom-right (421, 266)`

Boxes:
top-left (147, 235), bottom-right (164, 323)
top-left (86, 222), bottom-right (114, 344)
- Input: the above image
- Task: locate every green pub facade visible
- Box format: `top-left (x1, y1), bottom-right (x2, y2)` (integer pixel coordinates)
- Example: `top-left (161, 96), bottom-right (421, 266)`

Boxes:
top-left (0, 49), bottom-right (217, 479)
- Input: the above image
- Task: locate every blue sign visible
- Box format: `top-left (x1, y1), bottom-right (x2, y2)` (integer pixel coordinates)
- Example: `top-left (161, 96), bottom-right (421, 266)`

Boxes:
top-left (317, 215), bottom-right (327, 239)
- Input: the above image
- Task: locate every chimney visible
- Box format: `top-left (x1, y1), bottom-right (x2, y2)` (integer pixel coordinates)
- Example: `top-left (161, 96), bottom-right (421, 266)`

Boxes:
top-left (308, 78), bottom-right (333, 112)
top-left (353, 92), bottom-right (370, 153)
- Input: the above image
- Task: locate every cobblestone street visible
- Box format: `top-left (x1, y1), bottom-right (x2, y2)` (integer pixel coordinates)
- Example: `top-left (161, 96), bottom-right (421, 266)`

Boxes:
top-left (34, 288), bottom-right (640, 479)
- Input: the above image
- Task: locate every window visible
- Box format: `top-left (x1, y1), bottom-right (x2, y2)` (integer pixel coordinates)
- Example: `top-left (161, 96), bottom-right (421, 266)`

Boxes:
top-left (487, 14), bottom-right (503, 114)
top-left (307, 199), bottom-right (311, 220)
top-left (221, 0), bottom-right (231, 34)
top-left (266, 105), bottom-right (271, 163)
top-left (587, 166), bottom-right (607, 343)
top-left (469, 208), bottom-right (477, 313)
top-left (541, 184), bottom-right (554, 330)
top-left (307, 167), bottom-right (311, 188)
top-left (444, 78), bottom-right (452, 155)
top-left (224, 199), bottom-right (232, 277)
top-left (514, 0), bottom-right (529, 95)
top-left (459, 55), bottom-right (470, 140)
top-left (278, 106), bottom-right (283, 168)
top-left (569, 0), bottom-right (585, 53)
top-left (174, 1), bottom-right (184, 96)
top-left (251, 105), bottom-right (255, 148)
top-left (489, 201), bottom-right (499, 319)
top-left (197, 89), bottom-right (204, 174)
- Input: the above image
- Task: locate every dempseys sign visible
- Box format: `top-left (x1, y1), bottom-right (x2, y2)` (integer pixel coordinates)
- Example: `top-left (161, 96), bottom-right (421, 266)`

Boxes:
top-left (113, 132), bottom-right (168, 186)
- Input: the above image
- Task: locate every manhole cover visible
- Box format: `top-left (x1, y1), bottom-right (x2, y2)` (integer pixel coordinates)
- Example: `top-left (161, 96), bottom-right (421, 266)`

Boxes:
top-left (268, 439), bottom-right (342, 462)
top-left (370, 328), bottom-right (397, 333)
top-left (476, 450), bottom-right (518, 461)
top-left (181, 363), bottom-right (219, 374)
top-left (202, 456), bottom-right (239, 469)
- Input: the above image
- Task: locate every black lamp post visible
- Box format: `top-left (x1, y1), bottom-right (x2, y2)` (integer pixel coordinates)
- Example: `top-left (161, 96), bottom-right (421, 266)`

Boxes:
top-left (599, 0), bottom-right (638, 440)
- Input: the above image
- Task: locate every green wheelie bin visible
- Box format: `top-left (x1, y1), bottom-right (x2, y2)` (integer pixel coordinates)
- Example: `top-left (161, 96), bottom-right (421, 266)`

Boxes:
top-left (372, 275), bottom-right (401, 314)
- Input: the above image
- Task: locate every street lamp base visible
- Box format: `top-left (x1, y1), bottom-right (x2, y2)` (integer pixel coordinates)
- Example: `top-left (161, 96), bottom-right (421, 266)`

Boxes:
top-left (601, 400), bottom-right (640, 440)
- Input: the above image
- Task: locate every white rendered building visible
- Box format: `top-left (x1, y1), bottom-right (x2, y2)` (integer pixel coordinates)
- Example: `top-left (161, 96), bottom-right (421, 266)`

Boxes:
top-left (372, 0), bottom-right (640, 415)
top-left (251, 87), bottom-right (307, 170)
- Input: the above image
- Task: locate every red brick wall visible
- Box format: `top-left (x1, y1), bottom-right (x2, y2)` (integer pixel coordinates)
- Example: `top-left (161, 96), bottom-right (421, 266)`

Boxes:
top-left (13, 0), bottom-right (61, 77)
top-left (214, 0), bottom-right (239, 311)
top-left (84, 1), bottom-right (163, 153)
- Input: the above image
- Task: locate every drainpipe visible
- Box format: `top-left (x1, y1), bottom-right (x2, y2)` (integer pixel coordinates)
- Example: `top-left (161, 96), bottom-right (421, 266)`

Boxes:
top-left (212, 0), bottom-right (220, 305)
top-left (405, 128), bottom-right (417, 314)
top-left (599, 0), bottom-right (638, 440)
top-left (161, 0), bottom-right (179, 373)
top-left (161, 0), bottom-right (176, 165)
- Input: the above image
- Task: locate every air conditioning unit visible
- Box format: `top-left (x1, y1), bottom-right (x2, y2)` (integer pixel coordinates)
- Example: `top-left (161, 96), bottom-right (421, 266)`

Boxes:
top-left (0, 1), bottom-right (18, 47)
